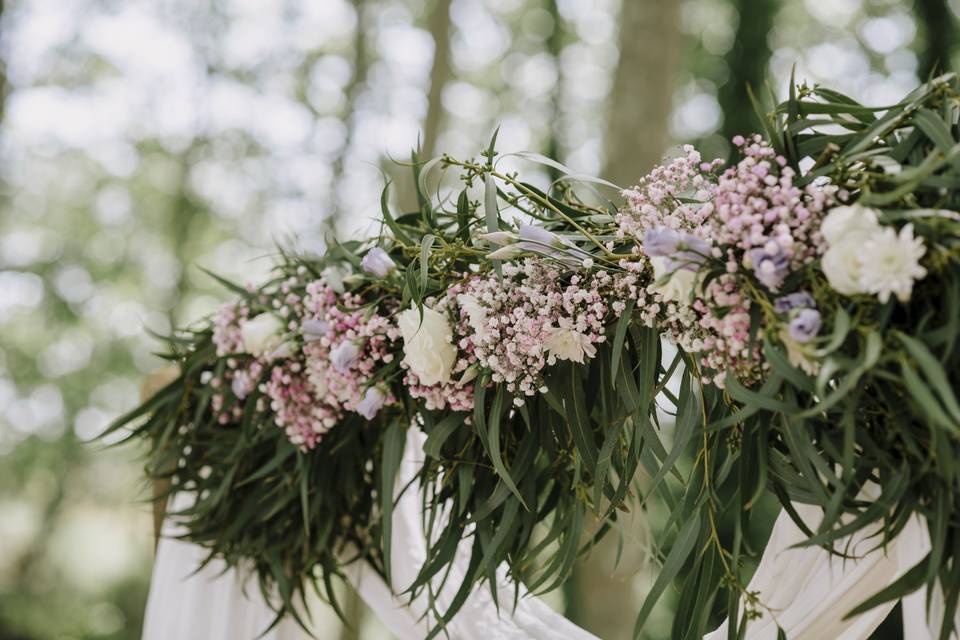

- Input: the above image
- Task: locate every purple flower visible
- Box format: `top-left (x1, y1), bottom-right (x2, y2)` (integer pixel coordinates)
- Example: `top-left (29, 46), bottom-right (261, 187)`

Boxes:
top-left (774, 292), bottom-right (815, 314)
top-left (361, 247), bottom-right (396, 278)
top-left (671, 233), bottom-right (711, 270)
top-left (330, 340), bottom-right (360, 373)
top-left (301, 318), bottom-right (330, 342)
top-left (356, 387), bottom-right (386, 420)
top-left (642, 228), bottom-right (682, 257)
top-left (643, 228), bottom-right (711, 270)
top-left (748, 246), bottom-right (790, 290)
top-left (788, 308), bottom-right (822, 343)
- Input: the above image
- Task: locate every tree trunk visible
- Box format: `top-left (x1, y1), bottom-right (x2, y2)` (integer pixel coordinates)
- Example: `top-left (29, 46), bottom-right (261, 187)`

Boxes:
top-left (330, 0), bottom-right (370, 227)
top-left (574, 6), bottom-right (682, 637)
top-left (544, 0), bottom-right (565, 184)
top-left (718, 0), bottom-right (778, 156)
top-left (914, 0), bottom-right (955, 79)
top-left (393, 0), bottom-right (453, 214)
top-left (602, 0), bottom-right (682, 188)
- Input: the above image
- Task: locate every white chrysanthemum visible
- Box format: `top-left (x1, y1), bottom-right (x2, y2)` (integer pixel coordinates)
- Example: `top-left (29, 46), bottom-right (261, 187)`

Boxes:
top-left (857, 223), bottom-right (927, 303)
top-left (543, 326), bottom-right (596, 364)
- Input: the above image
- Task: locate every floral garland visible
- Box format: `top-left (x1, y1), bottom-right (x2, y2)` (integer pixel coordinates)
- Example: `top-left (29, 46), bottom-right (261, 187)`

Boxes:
top-left (110, 74), bottom-right (960, 638)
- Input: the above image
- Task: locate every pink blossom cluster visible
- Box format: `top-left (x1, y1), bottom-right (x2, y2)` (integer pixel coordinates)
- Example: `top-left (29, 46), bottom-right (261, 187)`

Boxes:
top-left (710, 135), bottom-right (833, 288)
top-left (402, 284), bottom-right (478, 412)
top-left (618, 138), bottom-right (833, 387)
top-left (207, 270), bottom-right (401, 450)
top-left (617, 144), bottom-right (722, 244)
top-left (291, 280), bottom-right (399, 442)
top-left (212, 301), bottom-right (248, 357)
top-left (458, 260), bottom-right (634, 404)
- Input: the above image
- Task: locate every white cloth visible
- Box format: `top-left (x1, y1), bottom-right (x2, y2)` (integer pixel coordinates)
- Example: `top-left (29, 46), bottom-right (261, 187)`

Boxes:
top-left (705, 503), bottom-right (930, 640)
top-left (142, 427), bottom-right (598, 639)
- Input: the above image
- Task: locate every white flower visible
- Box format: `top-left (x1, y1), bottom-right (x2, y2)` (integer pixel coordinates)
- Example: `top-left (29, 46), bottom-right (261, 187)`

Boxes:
top-left (820, 204), bottom-right (881, 244)
top-left (543, 326), bottom-right (596, 364)
top-left (857, 223), bottom-right (927, 303)
top-left (397, 305), bottom-right (458, 386)
top-left (240, 314), bottom-right (285, 358)
top-left (456, 293), bottom-right (489, 339)
top-left (821, 236), bottom-right (870, 296)
top-left (779, 327), bottom-right (820, 376)
top-left (650, 256), bottom-right (698, 303)
top-left (361, 247), bottom-right (396, 278)
top-left (322, 265), bottom-right (349, 293)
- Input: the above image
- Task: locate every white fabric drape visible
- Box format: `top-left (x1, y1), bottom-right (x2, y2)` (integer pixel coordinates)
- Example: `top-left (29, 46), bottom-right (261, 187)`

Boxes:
top-left (704, 503), bottom-right (931, 640)
top-left (141, 427), bottom-right (598, 639)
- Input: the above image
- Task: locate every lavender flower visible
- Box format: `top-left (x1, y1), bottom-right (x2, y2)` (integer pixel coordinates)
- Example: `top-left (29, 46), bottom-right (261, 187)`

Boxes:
top-left (774, 292), bottom-right (816, 314)
top-left (643, 227), bottom-right (710, 270)
top-left (361, 247), bottom-right (396, 277)
top-left (748, 245), bottom-right (790, 290)
top-left (301, 318), bottom-right (330, 342)
top-left (355, 387), bottom-right (386, 420)
top-left (788, 308), bottom-right (822, 343)
top-left (330, 340), bottom-right (360, 373)
top-left (671, 234), bottom-right (712, 270)
top-left (642, 227), bottom-right (681, 257)
top-left (518, 224), bottom-right (562, 250)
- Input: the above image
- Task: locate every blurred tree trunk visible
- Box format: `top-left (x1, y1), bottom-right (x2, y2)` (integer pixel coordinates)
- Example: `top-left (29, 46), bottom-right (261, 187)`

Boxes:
top-left (395, 0), bottom-right (453, 213)
top-left (544, 0), bottom-right (565, 184)
top-left (330, 0), bottom-right (370, 228)
top-left (718, 0), bottom-right (778, 155)
top-left (421, 0), bottom-right (453, 161)
top-left (573, 5), bottom-right (681, 638)
top-left (914, 0), bottom-right (955, 79)
top-left (602, 0), bottom-right (681, 188)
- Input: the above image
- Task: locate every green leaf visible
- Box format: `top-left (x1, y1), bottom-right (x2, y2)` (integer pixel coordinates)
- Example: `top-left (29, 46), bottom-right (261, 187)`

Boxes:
top-left (844, 554), bottom-right (931, 618)
top-left (380, 421), bottom-right (406, 582)
top-left (484, 387), bottom-right (527, 508)
top-left (610, 297), bottom-right (636, 387)
top-left (897, 332), bottom-right (960, 425)
top-left (632, 511), bottom-right (702, 633)
top-left (565, 364), bottom-right (598, 473)
top-left (420, 234), bottom-right (436, 294)
top-left (423, 413), bottom-right (466, 459)
top-left (379, 181), bottom-right (413, 244)
top-left (484, 174), bottom-right (502, 276)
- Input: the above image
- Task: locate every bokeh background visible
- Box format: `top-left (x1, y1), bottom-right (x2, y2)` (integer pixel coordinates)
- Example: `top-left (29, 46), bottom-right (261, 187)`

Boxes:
top-left (0, 0), bottom-right (953, 638)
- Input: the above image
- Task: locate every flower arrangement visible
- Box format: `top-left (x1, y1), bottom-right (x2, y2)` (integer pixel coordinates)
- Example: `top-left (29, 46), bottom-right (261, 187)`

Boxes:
top-left (110, 75), bottom-right (960, 638)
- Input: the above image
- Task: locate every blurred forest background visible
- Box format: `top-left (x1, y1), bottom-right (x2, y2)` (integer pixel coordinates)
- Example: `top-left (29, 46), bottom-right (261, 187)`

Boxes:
top-left (0, 0), bottom-right (954, 638)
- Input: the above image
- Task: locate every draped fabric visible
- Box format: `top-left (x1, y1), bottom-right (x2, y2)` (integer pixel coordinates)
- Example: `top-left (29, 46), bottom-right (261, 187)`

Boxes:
top-left (141, 428), bottom-right (598, 639)
top-left (705, 503), bottom-right (932, 640)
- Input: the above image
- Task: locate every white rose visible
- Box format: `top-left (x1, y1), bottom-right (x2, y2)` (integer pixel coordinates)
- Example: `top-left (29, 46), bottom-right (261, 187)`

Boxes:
top-left (820, 204), bottom-right (880, 245)
top-left (240, 314), bottom-right (285, 358)
top-left (397, 305), bottom-right (458, 386)
top-left (821, 236), bottom-right (868, 296)
top-left (650, 256), bottom-right (698, 303)
top-left (544, 326), bottom-right (596, 364)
